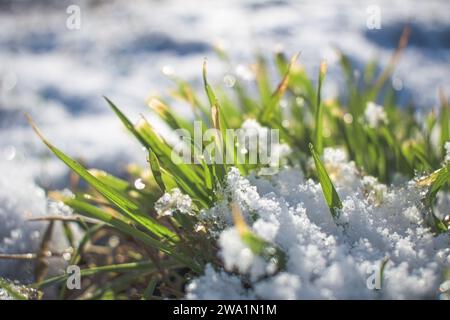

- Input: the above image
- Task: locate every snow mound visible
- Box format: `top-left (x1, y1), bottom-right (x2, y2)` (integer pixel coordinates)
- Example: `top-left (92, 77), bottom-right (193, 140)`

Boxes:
top-left (188, 149), bottom-right (450, 299)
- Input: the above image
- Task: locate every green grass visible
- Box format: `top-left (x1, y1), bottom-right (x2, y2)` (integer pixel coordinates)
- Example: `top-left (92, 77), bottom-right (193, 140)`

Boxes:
top-left (309, 143), bottom-right (343, 219)
top-left (25, 35), bottom-right (450, 299)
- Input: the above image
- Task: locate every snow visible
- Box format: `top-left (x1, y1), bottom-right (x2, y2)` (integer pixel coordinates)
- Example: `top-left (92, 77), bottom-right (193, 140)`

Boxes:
top-left (364, 102), bottom-right (388, 128)
top-left (1, 0), bottom-right (449, 288)
top-left (187, 148), bottom-right (450, 299)
top-left (185, 264), bottom-right (256, 300)
top-left (0, 159), bottom-right (73, 282)
top-left (155, 188), bottom-right (193, 217)
top-left (0, 278), bottom-right (38, 300)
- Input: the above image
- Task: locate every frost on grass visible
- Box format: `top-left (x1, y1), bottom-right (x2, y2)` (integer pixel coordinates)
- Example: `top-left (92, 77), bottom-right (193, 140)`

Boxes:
top-left (187, 148), bottom-right (450, 299)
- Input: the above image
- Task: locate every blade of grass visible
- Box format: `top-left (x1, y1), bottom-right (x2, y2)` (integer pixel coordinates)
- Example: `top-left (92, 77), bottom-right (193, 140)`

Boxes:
top-left (142, 278), bottom-right (158, 300)
top-left (203, 60), bottom-right (227, 183)
top-left (60, 196), bottom-right (201, 272)
top-left (89, 169), bottom-right (130, 193)
top-left (37, 259), bottom-right (179, 289)
top-left (148, 150), bottom-right (166, 193)
top-left (418, 164), bottom-right (450, 206)
top-left (314, 61), bottom-right (327, 155)
top-left (439, 89), bottom-right (449, 157)
top-left (309, 143), bottom-right (343, 218)
top-left (261, 52), bottom-right (300, 123)
top-left (104, 96), bottom-right (149, 148)
top-left (26, 115), bottom-right (177, 241)
top-left (417, 164), bottom-right (450, 233)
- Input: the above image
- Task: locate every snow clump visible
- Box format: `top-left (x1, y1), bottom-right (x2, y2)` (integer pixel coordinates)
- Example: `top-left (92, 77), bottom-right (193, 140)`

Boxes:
top-left (155, 188), bottom-right (193, 217)
top-left (187, 148), bottom-right (450, 299)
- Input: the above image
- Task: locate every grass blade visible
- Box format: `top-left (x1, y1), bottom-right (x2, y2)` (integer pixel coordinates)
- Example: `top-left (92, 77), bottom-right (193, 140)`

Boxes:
top-left (309, 143), bottom-right (343, 218)
top-left (261, 52), bottom-right (300, 123)
top-left (148, 150), bottom-right (166, 192)
top-left (314, 61), bottom-right (327, 155)
top-left (61, 196), bottom-right (201, 272)
top-left (37, 260), bottom-right (179, 289)
top-left (26, 115), bottom-right (177, 241)
top-left (439, 89), bottom-right (449, 157)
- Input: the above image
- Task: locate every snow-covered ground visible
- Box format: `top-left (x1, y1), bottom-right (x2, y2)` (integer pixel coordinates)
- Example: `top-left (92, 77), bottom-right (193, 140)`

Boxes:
top-left (0, 0), bottom-right (449, 283)
top-left (187, 150), bottom-right (450, 299)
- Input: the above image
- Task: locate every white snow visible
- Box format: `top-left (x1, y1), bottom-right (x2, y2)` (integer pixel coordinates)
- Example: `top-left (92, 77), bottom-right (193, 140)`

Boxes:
top-left (1, 0), bottom-right (449, 288)
top-left (155, 188), bottom-right (193, 217)
top-left (364, 102), bottom-right (388, 128)
top-left (0, 159), bottom-right (73, 282)
top-left (187, 148), bottom-right (450, 299)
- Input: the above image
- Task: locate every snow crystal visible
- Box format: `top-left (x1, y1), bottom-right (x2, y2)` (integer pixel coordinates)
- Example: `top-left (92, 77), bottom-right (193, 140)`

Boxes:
top-left (155, 188), bottom-right (193, 217)
top-left (219, 228), bottom-right (274, 280)
top-left (187, 149), bottom-right (450, 299)
top-left (364, 102), bottom-right (388, 128)
top-left (185, 264), bottom-right (255, 300)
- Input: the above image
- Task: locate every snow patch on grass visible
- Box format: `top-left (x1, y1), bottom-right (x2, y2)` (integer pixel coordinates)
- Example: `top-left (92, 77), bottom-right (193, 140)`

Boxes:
top-left (188, 149), bottom-right (450, 299)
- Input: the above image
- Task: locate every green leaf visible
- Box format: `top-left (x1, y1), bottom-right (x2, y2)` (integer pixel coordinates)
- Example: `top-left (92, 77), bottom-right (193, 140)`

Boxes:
top-left (203, 60), bottom-right (227, 183)
top-left (148, 150), bottom-right (166, 192)
top-left (261, 52), bottom-right (299, 123)
top-left (309, 143), bottom-right (343, 218)
top-left (419, 164), bottom-right (450, 206)
top-left (439, 90), bottom-right (449, 158)
top-left (135, 117), bottom-right (211, 204)
top-left (38, 259), bottom-right (179, 289)
top-left (417, 164), bottom-right (450, 233)
top-left (314, 61), bottom-right (327, 155)
top-left (89, 169), bottom-right (131, 193)
top-left (104, 96), bottom-right (148, 148)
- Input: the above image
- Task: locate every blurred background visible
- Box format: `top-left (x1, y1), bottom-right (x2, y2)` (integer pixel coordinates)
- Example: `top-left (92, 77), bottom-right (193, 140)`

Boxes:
top-left (0, 0), bottom-right (449, 281)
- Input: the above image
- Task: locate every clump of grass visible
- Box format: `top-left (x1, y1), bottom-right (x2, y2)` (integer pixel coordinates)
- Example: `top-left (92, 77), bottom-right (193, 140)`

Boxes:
top-left (20, 30), bottom-right (449, 299)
